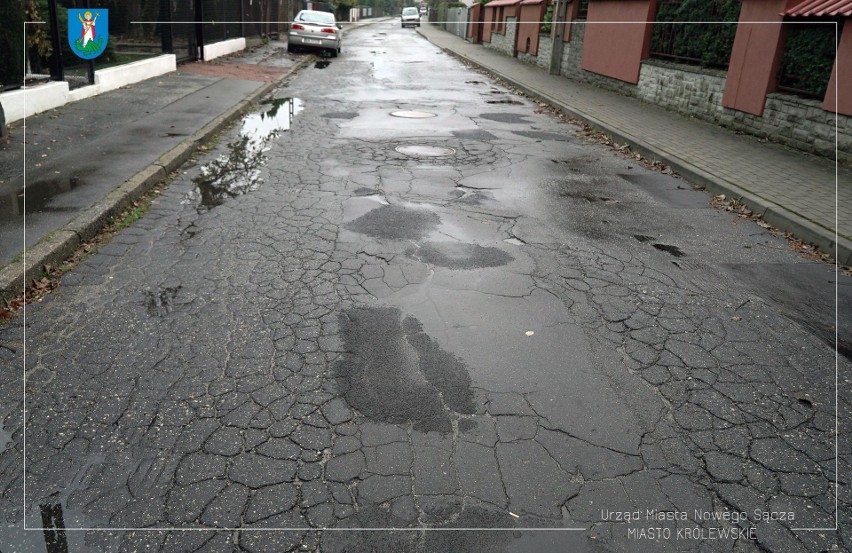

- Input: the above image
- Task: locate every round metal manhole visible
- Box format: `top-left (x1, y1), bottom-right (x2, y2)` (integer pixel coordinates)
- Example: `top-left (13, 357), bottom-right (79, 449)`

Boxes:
top-left (395, 145), bottom-right (456, 157)
top-left (390, 110), bottom-right (436, 119)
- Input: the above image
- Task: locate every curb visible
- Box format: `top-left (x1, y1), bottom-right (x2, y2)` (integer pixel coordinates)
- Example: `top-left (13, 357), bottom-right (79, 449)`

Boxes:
top-left (0, 56), bottom-right (314, 304)
top-left (419, 30), bottom-right (852, 267)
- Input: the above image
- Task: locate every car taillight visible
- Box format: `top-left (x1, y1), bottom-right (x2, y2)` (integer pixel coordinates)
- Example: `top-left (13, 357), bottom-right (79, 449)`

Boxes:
top-left (292, 23), bottom-right (304, 30)
top-left (321, 27), bottom-right (336, 34)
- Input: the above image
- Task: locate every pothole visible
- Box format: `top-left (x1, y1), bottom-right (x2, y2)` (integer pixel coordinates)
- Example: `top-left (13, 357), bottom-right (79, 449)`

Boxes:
top-left (395, 145), bottom-right (456, 157)
top-left (486, 99), bottom-right (523, 105)
top-left (315, 60), bottom-right (331, 69)
top-left (560, 191), bottom-right (619, 203)
top-left (390, 110), bottom-right (436, 118)
top-left (653, 243), bottom-right (686, 257)
top-left (144, 286), bottom-right (181, 317)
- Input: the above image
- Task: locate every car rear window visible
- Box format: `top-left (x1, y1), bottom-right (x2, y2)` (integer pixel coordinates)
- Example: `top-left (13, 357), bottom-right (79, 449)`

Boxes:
top-left (402, 8), bottom-right (418, 15)
top-left (297, 11), bottom-right (335, 25)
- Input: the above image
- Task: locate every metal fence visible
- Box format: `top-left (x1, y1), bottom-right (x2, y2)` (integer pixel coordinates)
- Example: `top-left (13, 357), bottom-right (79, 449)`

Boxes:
top-left (445, 7), bottom-right (468, 40)
top-left (2, 0), bottom-right (290, 93)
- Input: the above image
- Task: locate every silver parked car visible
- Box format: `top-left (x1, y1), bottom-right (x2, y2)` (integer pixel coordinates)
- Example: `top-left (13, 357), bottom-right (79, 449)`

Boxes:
top-left (401, 7), bottom-right (420, 28)
top-left (288, 10), bottom-right (342, 57)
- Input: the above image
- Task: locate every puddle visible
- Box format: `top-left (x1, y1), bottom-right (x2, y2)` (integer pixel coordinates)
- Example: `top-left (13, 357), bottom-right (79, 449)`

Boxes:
top-left (634, 234), bottom-right (655, 243)
top-left (390, 110), bottom-right (436, 119)
top-left (486, 99), bottom-right (524, 105)
top-left (1, 176), bottom-right (85, 217)
top-left (395, 145), bottom-right (456, 158)
top-left (191, 98), bottom-right (303, 209)
top-left (335, 307), bottom-right (476, 432)
top-left (346, 204), bottom-right (439, 240)
top-left (410, 242), bottom-right (513, 270)
top-left (314, 60), bottom-right (331, 69)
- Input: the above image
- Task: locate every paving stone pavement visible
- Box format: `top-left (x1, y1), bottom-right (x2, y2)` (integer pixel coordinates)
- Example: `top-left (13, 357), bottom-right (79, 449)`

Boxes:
top-left (417, 24), bottom-right (852, 266)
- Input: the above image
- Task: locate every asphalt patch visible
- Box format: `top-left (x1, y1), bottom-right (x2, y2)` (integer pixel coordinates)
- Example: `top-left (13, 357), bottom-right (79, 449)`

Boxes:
top-left (619, 172), bottom-right (708, 209)
top-left (322, 112), bottom-right (358, 119)
top-left (721, 262), bottom-right (852, 361)
top-left (477, 113), bottom-right (529, 124)
top-left (452, 129), bottom-right (497, 141)
top-left (345, 205), bottom-right (439, 241)
top-left (335, 307), bottom-right (476, 432)
top-left (411, 242), bottom-right (513, 270)
top-left (512, 130), bottom-right (571, 141)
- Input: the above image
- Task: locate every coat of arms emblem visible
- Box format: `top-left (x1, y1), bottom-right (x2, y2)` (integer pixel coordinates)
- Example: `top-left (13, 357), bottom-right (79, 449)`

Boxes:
top-left (68, 9), bottom-right (109, 59)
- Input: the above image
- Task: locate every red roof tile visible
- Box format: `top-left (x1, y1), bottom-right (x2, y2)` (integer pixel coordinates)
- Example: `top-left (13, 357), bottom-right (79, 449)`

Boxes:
top-left (484, 0), bottom-right (522, 8)
top-left (784, 0), bottom-right (852, 17)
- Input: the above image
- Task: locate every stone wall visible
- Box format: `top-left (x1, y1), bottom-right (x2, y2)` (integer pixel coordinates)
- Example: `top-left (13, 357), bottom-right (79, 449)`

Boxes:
top-left (635, 59), bottom-right (851, 162)
top-left (636, 59), bottom-right (727, 121)
top-left (735, 94), bottom-right (851, 162)
top-left (485, 17), bottom-right (517, 57)
top-left (518, 34), bottom-right (552, 71)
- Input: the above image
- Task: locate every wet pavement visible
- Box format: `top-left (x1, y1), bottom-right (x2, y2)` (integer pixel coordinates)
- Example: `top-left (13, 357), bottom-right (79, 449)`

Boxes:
top-left (0, 18), bottom-right (850, 553)
top-left (0, 41), bottom-right (299, 266)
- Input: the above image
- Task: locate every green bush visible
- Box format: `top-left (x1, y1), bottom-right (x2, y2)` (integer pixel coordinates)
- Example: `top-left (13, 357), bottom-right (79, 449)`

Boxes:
top-left (540, 5), bottom-right (553, 34)
top-left (780, 24), bottom-right (836, 97)
top-left (651, 0), bottom-right (742, 68)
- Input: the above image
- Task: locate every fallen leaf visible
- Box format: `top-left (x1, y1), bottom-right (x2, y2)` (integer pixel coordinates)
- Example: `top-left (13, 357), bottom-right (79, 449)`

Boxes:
top-left (731, 316), bottom-right (742, 321)
top-left (525, 331), bottom-right (534, 336)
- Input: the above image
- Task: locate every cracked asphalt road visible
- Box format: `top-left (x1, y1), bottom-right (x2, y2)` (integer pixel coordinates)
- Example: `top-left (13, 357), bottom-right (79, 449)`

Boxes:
top-left (0, 19), bottom-right (849, 553)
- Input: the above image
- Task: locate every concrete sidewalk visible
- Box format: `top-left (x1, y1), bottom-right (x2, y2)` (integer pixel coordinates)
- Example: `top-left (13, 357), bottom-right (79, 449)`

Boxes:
top-left (417, 24), bottom-right (852, 266)
top-left (0, 40), bottom-right (307, 301)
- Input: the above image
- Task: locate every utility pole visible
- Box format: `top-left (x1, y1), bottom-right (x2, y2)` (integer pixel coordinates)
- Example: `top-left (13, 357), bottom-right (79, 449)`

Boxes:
top-left (549, 0), bottom-right (567, 75)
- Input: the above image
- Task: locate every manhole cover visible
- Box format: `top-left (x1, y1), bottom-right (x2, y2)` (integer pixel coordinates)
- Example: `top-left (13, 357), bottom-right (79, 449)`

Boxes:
top-left (390, 110), bottom-right (436, 118)
top-left (395, 145), bottom-right (456, 157)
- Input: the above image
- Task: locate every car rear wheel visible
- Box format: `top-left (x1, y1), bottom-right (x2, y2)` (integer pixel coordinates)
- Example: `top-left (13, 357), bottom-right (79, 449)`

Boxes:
top-left (329, 47), bottom-right (338, 58)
